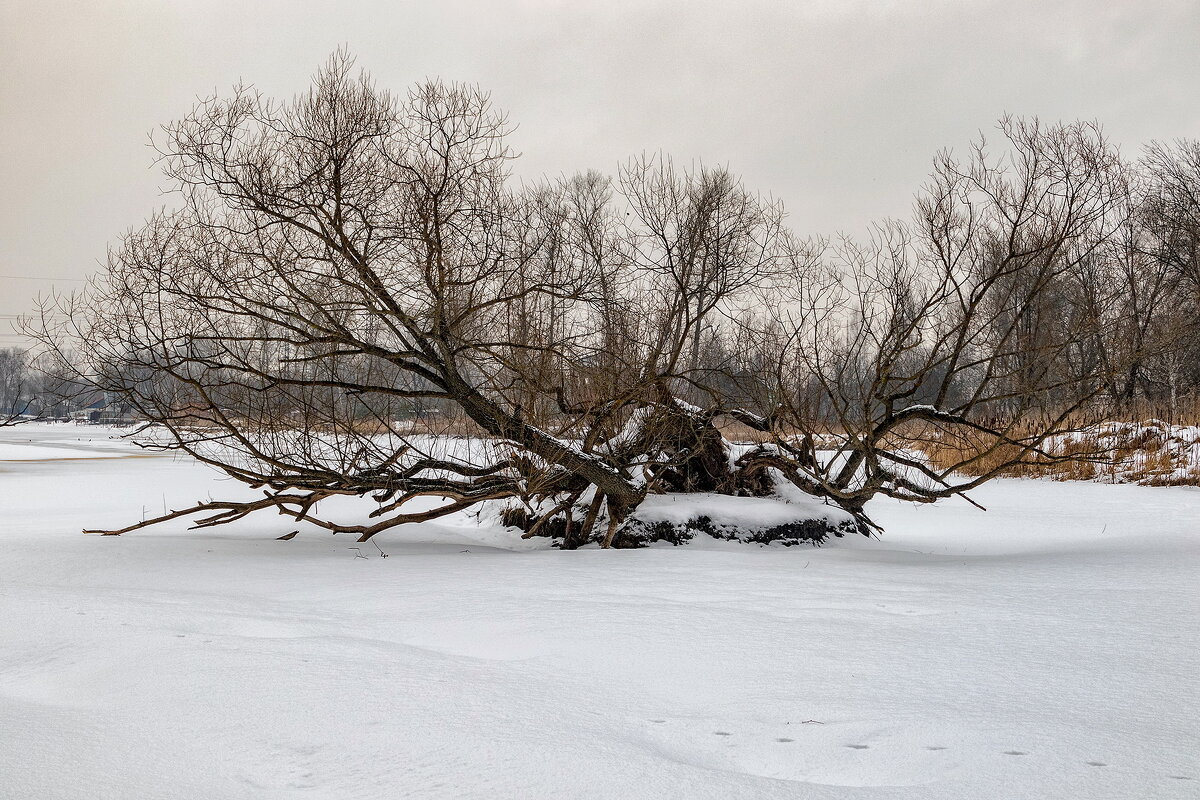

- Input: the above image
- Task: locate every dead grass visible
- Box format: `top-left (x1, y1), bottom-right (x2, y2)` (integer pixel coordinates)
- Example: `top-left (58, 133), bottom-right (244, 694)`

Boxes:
top-left (185, 395), bottom-right (1200, 488)
top-left (918, 416), bottom-right (1200, 486)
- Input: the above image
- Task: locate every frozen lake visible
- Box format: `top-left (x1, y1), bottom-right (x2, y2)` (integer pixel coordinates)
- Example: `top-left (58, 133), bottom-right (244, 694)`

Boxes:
top-left (1, 424), bottom-right (1197, 798)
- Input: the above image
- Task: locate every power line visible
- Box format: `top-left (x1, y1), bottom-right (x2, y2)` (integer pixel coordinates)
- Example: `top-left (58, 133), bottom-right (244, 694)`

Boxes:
top-left (0, 274), bottom-right (88, 282)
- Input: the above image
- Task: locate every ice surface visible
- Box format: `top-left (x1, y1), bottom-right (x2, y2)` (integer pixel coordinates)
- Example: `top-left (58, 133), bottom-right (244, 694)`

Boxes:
top-left (1, 424), bottom-right (1197, 798)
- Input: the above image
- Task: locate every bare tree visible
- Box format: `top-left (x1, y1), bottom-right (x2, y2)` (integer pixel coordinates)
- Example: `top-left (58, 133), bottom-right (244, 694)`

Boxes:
top-left (1142, 139), bottom-right (1200, 293)
top-left (33, 57), bottom-right (1133, 544)
top-left (1128, 139), bottom-right (1200, 412)
top-left (727, 117), bottom-right (1132, 525)
top-left (36, 53), bottom-right (644, 542)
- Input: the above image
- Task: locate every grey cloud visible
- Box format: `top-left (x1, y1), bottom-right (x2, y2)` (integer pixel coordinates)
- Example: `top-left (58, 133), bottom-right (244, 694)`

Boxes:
top-left (1, 0), bottom-right (1196, 337)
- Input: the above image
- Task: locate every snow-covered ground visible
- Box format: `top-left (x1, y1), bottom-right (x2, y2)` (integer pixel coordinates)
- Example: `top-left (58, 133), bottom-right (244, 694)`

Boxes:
top-left (1, 424), bottom-right (1197, 799)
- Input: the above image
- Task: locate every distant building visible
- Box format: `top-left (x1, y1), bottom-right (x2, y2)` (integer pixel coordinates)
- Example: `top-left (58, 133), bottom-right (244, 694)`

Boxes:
top-left (71, 395), bottom-right (135, 425)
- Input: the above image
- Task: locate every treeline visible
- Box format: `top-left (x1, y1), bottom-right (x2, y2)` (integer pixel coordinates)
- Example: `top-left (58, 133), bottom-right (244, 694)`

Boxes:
top-left (0, 347), bottom-right (91, 421)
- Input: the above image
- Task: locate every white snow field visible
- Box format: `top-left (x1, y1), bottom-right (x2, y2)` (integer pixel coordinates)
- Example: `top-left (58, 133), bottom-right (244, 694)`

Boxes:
top-left (1, 424), bottom-right (1197, 799)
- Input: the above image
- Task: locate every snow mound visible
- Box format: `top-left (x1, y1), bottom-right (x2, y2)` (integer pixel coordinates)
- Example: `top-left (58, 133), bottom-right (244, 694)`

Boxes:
top-left (618, 492), bottom-right (863, 547)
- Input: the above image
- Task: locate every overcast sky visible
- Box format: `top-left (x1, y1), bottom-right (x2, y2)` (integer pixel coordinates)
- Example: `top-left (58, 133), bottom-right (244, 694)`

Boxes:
top-left (2, 0), bottom-right (1198, 343)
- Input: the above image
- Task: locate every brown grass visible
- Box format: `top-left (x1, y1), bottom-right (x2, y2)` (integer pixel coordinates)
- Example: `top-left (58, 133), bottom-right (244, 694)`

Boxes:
top-left (918, 416), bottom-right (1200, 486)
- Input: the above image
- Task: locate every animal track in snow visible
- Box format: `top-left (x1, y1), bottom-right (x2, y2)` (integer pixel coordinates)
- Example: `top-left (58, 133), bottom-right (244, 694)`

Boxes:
top-left (638, 717), bottom-right (965, 787)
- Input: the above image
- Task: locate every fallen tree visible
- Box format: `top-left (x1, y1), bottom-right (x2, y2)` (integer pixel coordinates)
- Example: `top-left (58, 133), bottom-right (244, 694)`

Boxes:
top-left (33, 54), bottom-right (1132, 547)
